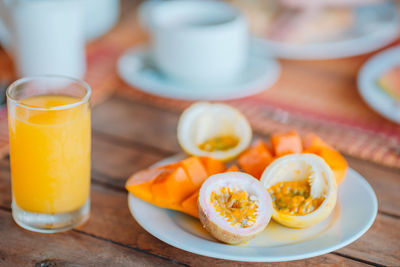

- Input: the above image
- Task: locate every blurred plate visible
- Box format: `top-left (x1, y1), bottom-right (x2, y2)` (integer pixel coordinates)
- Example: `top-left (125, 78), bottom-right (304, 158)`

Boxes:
top-left (256, 3), bottom-right (399, 60)
top-left (358, 45), bottom-right (400, 123)
top-left (127, 155), bottom-right (377, 262)
top-left (117, 46), bottom-right (280, 101)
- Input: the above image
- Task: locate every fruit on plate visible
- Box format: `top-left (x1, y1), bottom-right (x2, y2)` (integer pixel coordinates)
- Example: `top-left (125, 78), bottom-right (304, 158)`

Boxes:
top-left (126, 156), bottom-right (226, 218)
top-left (377, 66), bottom-right (400, 101)
top-left (261, 154), bottom-right (337, 228)
top-left (177, 102), bottom-right (252, 161)
top-left (238, 140), bottom-right (274, 179)
top-left (302, 133), bottom-right (348, 185)
top-left (198, 172), bottom-right (273, 245)
top-left (271, 130), bottom-right (303, 156)
top-left (238, 131), bottom-right (348, 184)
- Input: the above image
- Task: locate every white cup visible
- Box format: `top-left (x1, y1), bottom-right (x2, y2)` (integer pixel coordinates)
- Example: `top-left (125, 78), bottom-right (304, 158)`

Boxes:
top-left (0, 0), bottom-right (86, 79)
top-left (83, 0), bottom-right (120, 40)
top-left (141, 0), bottom-right (248, 85)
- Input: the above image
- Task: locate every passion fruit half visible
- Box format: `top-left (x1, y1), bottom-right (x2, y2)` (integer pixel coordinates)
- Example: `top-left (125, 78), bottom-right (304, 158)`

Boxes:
top-left (261, 154), bottom-right (337, 228)
top-left (177, 102), bottom-right (252, 161)
top-left (198, 172), bottom-right (272, 245)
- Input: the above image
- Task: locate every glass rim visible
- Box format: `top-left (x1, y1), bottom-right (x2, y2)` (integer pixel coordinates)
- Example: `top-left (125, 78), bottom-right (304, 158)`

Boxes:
top-left (6, 75), bottom-right (91, 111)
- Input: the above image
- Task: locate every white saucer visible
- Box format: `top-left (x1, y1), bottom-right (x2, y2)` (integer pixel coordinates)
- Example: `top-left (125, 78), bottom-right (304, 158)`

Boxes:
top-left (256, 3), bottom-right (399, 60)
top-left (117, 47), bottom-right (281, 101)
top-left (127, 155), bottom-right (377, 262)
top-left (358, 45), bottom-right (400, 124)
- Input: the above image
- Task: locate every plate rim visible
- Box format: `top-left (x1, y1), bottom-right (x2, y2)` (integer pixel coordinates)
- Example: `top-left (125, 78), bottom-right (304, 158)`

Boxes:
top-left (255, 4), bottom-right (399, 60)
top-left (357, 45), bottom-right (400, 124)
top-left (127, 167), bottom-right (378, 262)
top-left (117, 46), bottom-right (281, 101)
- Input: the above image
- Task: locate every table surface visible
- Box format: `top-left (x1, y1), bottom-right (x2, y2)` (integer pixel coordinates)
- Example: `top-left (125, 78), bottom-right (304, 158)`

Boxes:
top-left (1, 3), bottom-right (400, 267)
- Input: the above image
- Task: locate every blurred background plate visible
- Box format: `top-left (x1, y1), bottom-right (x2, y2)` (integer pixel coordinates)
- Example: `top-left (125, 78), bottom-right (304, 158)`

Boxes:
top-left (117, 46), bottom-right (281, 101)
top-left (249, 2), bottom-right (399, 60)
top-left (358, 45), bottom-right (400, 124)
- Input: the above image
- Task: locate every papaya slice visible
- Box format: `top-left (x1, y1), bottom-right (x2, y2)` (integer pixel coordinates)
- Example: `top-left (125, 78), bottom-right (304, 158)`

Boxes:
top-left (271, 130), bottom-right (303, 156)
top-left (302, 133), bottom-right (348, 184)
top-left (303, 133), bottom-right (332, 151)
top-left (180, 157), bottom-right (209, 188)
top-left (226, 164), bottom-right (240, 172)
top-left (127, 156), bottom-right (226, 217)
top-left (125, 168), bottom-right (165, 203)
top-left (151, 167), bottom-right (195, 207)
top-left (181, 191), bottom-right (199, 218)
top-left (199, 156), bottom-right (226, 176)
top-left (317, 148), bottom-right (348, 185)
top-left (238, 140), bottom-right (273, 179)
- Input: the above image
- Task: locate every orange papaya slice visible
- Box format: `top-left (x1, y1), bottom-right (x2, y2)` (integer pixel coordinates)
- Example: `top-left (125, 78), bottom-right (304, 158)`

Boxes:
top-left (302, 133), bottom-right (348, 184)
top-left (151, 167), bottom-right (195, 207)
top-left (271, 130), bottom-right (303, 156)
top-left (199, 156), bottom-right (226, 176)
top-left (238, 140), bottom-right (273, 179)
top-left (318, 148), bottom-right (348, 185)
top-left (181, 191), bottom-right (199, 218)
top-left (125, 168), bottom-right (166, 203)
top-left (303, 133), bottom-right (332, 151)
top-left (226, 164), bottom-right (240, 172)
top-left (180, 157), bottom-right (209, 188)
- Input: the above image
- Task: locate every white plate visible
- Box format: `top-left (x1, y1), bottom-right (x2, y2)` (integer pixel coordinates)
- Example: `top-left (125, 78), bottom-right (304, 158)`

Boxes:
top-left (358, 45), bottom-right (400, 124)
top-left (117, 46), bottom-right (281, 101)
top-left (256, 3), bottom-right (399, 60)
top-left (127, 156), bottom-right (377, 262)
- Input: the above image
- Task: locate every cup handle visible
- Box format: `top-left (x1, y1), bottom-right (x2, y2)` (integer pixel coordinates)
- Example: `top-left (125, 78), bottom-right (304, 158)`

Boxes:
top-left (138, 0), bottom-right (162, 31)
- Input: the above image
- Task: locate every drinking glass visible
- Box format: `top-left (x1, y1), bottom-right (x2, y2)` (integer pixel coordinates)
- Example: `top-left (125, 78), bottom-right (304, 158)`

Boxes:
top-left (7, 75), bottom-right (91, 233)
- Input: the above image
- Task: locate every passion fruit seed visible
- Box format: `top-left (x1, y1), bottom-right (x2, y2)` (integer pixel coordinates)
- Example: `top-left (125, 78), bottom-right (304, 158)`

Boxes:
top-left (268, 180), bottom-right (324, 215)
top-left (198, 136), bottom-right (240, 152)
top-left (210, 187), bottom-right (259, 228)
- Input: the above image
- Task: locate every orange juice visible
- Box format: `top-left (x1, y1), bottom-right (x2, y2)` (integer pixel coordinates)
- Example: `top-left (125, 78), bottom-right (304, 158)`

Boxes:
top-left (9, 95), bottom-right (91, 214)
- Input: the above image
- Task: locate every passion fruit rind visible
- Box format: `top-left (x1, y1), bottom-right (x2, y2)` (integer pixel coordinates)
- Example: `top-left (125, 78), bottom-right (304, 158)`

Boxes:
top-left (271, 189), bottom-right (337, 228)
top-left (198, 172), bottom-right (272, 245)
top-left (177, 102), bottom-right (252, 161)
top-left (198, 200), bottom-right (263, 245)
top-left (261, 154), bottom-right (338, 229)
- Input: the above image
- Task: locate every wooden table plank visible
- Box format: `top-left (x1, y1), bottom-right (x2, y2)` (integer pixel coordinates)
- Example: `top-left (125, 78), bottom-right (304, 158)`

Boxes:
top-left (0, 209), bottom-right (181, 267)
top-left (92, 98), bottom-right (180, 154)
top-left (337, 214), bottom-right (400, 266)
top-left (92, 131), bottom-right (165, 186)
top-left (347, 156), bottom-right (400, 217)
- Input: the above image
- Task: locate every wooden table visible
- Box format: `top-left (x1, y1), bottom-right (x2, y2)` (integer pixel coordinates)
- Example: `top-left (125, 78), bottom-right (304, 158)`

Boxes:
top-left (1, 3), bottom-right (400, 267)
top-left (0, 94), bottom-right (398, 266)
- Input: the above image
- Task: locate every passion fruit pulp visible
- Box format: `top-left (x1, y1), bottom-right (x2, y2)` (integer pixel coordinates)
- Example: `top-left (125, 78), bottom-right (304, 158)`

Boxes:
top-left (261, 154), bottom-right (337, 229)
top-left (198, 172), bottom-right (272, 245)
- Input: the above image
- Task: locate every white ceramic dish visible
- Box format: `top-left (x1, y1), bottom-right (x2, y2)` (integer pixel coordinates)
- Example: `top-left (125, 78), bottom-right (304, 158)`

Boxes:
top-left (358, 46), bottom-right (400, 124)
top-left (256, 3), bottom-right (399, 60)
top-left (127, 156), bottom-right (377, 262)
top-left (117, 46), bottom-right (280, 101)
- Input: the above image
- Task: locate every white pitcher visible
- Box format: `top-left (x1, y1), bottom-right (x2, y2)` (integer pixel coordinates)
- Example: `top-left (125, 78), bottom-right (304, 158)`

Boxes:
top-left (0, 0), bottom-right (86, 78)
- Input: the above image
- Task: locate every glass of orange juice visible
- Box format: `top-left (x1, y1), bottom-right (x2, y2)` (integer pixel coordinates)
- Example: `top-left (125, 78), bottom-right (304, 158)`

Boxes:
top-left (7, 75), bottom-right (91, 233)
